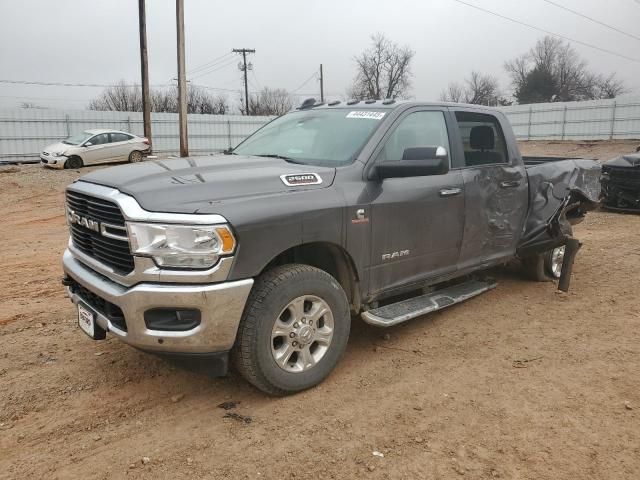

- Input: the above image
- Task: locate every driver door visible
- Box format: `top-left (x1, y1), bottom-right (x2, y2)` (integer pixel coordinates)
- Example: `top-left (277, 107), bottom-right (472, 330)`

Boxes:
top-left (367, 109), bottom-right (465, 297)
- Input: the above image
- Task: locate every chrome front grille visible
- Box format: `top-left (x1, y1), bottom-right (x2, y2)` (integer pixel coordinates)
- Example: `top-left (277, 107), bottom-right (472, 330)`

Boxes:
top-left (66, 190), bottom-right (135, 274)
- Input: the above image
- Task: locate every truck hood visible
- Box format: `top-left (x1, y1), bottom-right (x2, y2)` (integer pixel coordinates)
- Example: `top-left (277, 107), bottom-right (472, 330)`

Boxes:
top-left (604, 153), bottom-right (640, 168)
top-left (78, 155), bottom-right (336, 213)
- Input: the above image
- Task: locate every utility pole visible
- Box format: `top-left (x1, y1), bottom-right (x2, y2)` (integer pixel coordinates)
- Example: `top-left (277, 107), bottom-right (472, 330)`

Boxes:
top-left (233, 48), bottom-right (255, 115)
top-left (319, 64), bottom-right (324, 103)
top-left (176, 0), bottom-right (188, 156)
top-left (138, 0), bottom-right (151, 149)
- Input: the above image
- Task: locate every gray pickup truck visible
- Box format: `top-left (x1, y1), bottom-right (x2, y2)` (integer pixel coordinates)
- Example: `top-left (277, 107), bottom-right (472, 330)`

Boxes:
top-left (62, 100), bottom-right (601, 395)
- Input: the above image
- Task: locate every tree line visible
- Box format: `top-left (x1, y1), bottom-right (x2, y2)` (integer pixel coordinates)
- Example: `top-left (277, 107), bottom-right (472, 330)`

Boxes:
top-left (83, 34), bottom-right (628, 115)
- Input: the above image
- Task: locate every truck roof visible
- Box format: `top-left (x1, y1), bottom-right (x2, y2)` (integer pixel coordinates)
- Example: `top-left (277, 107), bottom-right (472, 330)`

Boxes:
top-left (299, 99), bottom-right (501, 112)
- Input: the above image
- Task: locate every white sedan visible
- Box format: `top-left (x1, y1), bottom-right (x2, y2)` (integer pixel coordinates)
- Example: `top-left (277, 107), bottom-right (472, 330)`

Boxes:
top-left (40, 129), bottom-right (150, 169)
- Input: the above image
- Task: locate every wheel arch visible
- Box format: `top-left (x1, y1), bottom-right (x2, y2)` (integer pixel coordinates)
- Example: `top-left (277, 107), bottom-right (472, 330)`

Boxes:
top-left (260, 242), bottom-right (362, 313)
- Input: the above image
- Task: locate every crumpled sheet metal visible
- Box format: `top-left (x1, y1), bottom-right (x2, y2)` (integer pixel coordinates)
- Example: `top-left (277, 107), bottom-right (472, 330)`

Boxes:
top-left (522, 159), bottom-right (601, 242)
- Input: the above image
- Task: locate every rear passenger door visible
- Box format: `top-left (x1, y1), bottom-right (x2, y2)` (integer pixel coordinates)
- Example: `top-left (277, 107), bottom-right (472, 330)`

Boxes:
top-left (451, 110), bottom-right (528, 269)
top-left (109, 133), bottom-right (134, 162)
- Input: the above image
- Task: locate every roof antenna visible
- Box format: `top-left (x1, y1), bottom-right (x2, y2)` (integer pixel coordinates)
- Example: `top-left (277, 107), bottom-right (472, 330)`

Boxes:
top-left (299, 98), bottom-right (317, 110)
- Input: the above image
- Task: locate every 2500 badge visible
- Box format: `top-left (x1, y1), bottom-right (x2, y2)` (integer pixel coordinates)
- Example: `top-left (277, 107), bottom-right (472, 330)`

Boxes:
top-left (280, 173), bottom-right (323, 186)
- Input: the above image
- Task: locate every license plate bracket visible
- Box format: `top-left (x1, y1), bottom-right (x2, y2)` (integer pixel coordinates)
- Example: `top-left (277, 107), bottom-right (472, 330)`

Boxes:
top-left (78, 302), bottom-right (106, 340)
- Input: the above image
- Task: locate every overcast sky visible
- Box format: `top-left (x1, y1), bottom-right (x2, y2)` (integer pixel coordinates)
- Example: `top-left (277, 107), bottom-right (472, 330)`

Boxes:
top-left (1, 0), bottom-right (639, 109)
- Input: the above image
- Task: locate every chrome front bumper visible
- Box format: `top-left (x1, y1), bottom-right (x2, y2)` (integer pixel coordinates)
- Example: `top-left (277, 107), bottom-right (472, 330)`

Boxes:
top-left (63, 249), bottom-right (253, 354)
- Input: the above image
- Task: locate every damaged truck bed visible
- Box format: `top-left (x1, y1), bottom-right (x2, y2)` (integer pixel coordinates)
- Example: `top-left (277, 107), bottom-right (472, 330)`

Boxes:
top-left (519, 156), bottom-right (601, 257)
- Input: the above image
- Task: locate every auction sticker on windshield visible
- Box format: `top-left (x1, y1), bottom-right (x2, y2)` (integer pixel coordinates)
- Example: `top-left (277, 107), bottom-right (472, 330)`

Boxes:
top-left (346, 111), bottom-right (386, 120)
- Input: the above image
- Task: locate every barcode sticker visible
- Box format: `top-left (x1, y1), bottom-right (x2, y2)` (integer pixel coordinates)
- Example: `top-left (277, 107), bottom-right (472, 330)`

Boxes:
top-left (346, 111), bottom-right (386, 120)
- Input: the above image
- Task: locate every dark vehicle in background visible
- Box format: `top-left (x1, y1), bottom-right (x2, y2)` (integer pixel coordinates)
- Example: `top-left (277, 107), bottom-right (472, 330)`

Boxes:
top-left (61, 100), bottom-right (601, 395)
top-left (601, 153), bottom-right (640, 212)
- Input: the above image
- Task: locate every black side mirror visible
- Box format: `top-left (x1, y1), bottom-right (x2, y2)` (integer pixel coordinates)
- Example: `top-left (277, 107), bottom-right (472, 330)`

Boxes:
top-left (375, 146), bottom-right (449, 179)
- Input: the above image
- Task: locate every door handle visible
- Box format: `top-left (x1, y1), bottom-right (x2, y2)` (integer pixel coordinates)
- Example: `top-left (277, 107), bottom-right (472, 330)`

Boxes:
top-left (500, 180), bottom-right (521, 189)
top-left (439, 187), bottom-right (462, 197)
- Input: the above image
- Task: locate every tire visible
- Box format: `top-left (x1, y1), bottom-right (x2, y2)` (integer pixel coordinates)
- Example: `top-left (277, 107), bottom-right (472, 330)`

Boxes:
top-left (128, 150), bottom-right (143, 163)
top-left (64, 156), bottom-right (83, 169)
top-left (233, 264), bottom-right (351, 396)
top-left (522, 245), bottom-right (566, 281)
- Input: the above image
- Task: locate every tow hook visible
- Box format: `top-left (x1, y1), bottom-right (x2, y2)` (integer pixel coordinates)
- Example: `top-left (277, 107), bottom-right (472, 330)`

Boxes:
top-left (558, 237), bottom-right (582, 292)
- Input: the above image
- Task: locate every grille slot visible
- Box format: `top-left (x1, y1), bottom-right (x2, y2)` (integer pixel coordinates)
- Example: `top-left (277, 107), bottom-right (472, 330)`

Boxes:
top-left (66, 190), bottom-right (135, 274)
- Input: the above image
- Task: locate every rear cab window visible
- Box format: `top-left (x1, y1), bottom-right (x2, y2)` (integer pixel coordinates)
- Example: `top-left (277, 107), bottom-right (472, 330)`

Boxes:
top-left (454, 112), bottom-right (508, 168)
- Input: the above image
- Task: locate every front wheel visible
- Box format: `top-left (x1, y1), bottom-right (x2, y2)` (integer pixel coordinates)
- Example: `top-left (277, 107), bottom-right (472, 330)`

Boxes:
top-left (64, 156), bottom-right (83, 169)
top-left (233, 264), bottom-right (351, 396)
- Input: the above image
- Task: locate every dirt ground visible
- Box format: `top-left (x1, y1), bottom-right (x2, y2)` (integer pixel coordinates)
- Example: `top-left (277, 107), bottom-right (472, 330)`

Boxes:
top-left (1, 140), bottom-right (639, 480)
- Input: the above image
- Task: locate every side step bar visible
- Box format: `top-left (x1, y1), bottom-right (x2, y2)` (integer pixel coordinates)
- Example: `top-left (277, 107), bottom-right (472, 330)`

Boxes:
top-left (361, 279), bottom-right (497, 327)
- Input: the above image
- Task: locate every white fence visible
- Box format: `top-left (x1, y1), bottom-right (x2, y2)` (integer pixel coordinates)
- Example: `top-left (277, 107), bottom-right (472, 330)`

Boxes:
top-left (501, 97), bottom-right (640, 141)
top-left (0, 108), bottom-right (272, 163)
top-left (3, 98), bottom-right (640, 163)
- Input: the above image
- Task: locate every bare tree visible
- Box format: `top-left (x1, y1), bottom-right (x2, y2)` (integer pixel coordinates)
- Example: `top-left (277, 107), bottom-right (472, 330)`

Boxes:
top-left (243, 87), bottom-right (293, 116)
top-left (438, 82), bottom-right (465, 103)
top-left (465, 71), bottom-right (501, 105)
top-left (89, 81), bottom-right (228, 115)
top-left (505, 36), bottom-right (628, 104)
top-left (88, 80), bottom-right (143, 111)
top-left (349, 33), bottom-right (415, 100)
top-left (186, 85), bottom-right (229, 114)
top-left (594, 73), bottom-right (628, 99)
top-left (151, 89), bottom-right (176, 113)
top-left (439, 71), bottom-right (501, 105)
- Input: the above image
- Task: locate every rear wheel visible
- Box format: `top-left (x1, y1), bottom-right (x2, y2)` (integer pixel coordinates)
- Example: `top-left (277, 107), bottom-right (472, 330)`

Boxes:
top-left (64, 156), bottom-right (83, 169)
top-left (545, 246), bottom-right (565, 279)
top-left (233, 264), bottom-right (351, 396)
top-left (128, 150), bottom-right (143, 163)
top-left (523, 245), bottom-right (566, 281)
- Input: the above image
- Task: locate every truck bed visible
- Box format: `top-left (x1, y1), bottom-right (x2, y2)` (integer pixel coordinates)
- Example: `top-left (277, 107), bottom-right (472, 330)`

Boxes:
top-left (523, 156), bottom-right (588, 166)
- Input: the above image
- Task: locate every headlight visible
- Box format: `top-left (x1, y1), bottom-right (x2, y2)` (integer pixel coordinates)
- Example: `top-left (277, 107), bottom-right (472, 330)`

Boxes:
top-left (127, 222), bottom-right (235, 269)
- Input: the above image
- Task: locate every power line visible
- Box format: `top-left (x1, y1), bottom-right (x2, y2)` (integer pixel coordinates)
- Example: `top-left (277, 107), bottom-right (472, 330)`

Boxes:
top-left (189, 58), bottom-right (238, 80)
top-left (291, 71), bottom-right (319, 94)
top-left (187, 52), bottom-right (234, 75)
top-left (449, 0), bottom-right (640, 63)
top-left (540, 0), bottom-right (640, 42)
top-left (0, 79), bottom-right (141, 88)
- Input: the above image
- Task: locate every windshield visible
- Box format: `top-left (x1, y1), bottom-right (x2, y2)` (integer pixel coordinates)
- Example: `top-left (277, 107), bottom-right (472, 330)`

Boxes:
top-left (63, 131), bottom-right (93, 145)
top-left (233, 109), bottom-right (388, 166)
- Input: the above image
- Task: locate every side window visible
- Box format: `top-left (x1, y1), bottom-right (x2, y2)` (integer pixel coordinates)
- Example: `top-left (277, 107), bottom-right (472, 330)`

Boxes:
top-left (378, 111), bottom-right (450, 162)
top-left (454, 112), bottom-right (508, 167)
top-left (110, 133), bottom-right (131, 143)
top-left (90, 134), bottom-right (109, 145)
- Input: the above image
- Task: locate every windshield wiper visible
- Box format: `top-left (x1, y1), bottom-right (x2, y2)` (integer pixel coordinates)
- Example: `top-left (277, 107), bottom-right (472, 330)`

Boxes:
top-left (254, 154), bottom-right (306, 164)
